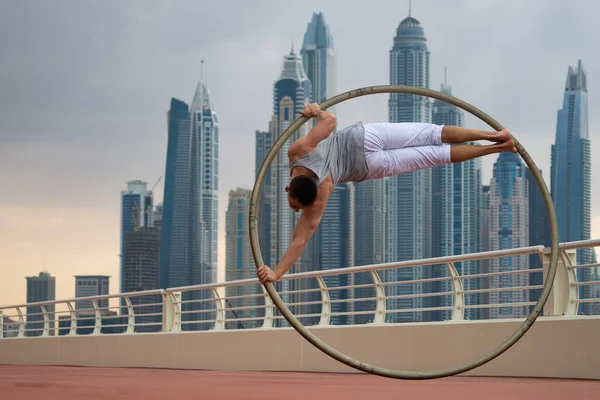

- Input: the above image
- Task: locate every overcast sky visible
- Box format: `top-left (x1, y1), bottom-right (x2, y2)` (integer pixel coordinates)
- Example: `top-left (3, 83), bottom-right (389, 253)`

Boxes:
top-left (1, 0), bottom-right (599, 306)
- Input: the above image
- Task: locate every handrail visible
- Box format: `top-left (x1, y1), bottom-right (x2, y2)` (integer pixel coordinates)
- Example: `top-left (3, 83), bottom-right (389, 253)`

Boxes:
top-left (1, 239), bottom-right (599, 337)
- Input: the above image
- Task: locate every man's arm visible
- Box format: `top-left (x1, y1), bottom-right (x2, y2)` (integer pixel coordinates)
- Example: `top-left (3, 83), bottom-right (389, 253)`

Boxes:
top-left (257, 209), bottom-right (322, 283)
top-left (288, 103), bottom-right (336, 160)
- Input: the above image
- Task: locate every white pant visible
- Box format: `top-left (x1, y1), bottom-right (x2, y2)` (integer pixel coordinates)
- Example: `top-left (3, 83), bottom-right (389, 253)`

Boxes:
top-left (363, 123), bottom-right (451, 180)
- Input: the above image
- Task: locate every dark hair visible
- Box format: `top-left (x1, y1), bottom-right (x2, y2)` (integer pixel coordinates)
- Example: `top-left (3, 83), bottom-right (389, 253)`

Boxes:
top-left (289, 175), bottom-right (318, 206)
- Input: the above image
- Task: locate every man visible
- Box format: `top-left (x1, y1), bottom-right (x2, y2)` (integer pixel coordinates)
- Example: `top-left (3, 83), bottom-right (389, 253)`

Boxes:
top-left (257, 102), bottom-right (516, 284)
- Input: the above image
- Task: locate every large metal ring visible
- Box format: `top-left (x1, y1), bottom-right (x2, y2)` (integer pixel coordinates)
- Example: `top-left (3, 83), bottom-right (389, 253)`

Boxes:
top-left (249, 85), bottom-right (559, 380)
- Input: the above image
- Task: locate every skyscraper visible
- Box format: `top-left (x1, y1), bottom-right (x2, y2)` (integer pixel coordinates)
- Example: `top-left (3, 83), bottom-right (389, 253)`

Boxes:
top-left (225, 188), bottom-right (263, 329)
top-left (299, 11), bottom-right (354, 324)
top-left (123, 227), bottom-right (161, 332)
top-left (525, 167), bottom-right (549, 306)
top-left (550, 60), bottom-right (596, 313)
top-left (255, 130), bottom-right (272, 267)
top-left (269, 50), bottom-right (312, 263)
top-left (353, 179), bottom-right (386, 324)
top-left (488, 153), bottom-right (529, 319)
top-left (303, 183), bottom-right (355, 325)
top-left (160, 97), bottom-right (199, 290)
top-left (25, 272), bottom-right (55, 337)
top-left (431, 75), bottom-right (482, 320)
top-left (191, 77), bottom-right (219, 286)
top-left (479, 185), bottom-right (491, 320)
top-left (160, 75), bottom-right (218, 330)
top-left (120, 180), bottom-right (153, 293)
top-left (267, 48), bottom-right (312, 323)
top-left (386, 12), bottom-right (432, 322)
top-left (301, 11), bottom-right (336, 106)
top-left (160, 77), bottom-right (219, 290)
top-left (75, 275), bottom-right (110, 312)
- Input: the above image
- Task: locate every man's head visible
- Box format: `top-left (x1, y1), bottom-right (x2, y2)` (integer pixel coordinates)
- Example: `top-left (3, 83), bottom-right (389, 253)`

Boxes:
top-left (286, 175), bottom-right (318, 212)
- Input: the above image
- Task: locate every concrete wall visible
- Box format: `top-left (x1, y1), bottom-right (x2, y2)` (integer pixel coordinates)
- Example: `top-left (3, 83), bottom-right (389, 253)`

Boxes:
top-left (1, 316), bottom-right (599, 380)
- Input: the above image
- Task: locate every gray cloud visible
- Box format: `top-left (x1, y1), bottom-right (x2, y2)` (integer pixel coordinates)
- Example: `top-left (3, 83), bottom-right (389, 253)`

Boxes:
top-left (0, 0), bottom-right (599, 301)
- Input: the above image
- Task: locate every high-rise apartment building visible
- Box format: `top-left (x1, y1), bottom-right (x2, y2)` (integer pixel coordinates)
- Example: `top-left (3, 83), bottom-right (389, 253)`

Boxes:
top-left (301, 11), bottom-right (336, 107)
top-left (265, 49), bottom-right (312, 322)
top-left (431, 76), bottom-right (482, 320)
top-left (255, 130), bottom-right (272, 266)
top-left (159, 75), bottom-right (219, 330)
top-left (225, 188), bottom-right (263, 329)
top-left (75, 275), bottom-right (109, 312)
top-left (120, 180), bottom-right (153, 293)
top-left (25, 271), bottom-right (55, 337)
top-left (550, 60), bottom-right (596, 314)
top-left (386, 12), bottom-right (432, 322)
top-left (488, 153), bottom-right (529, 319)
top-left (123, 227), bottom-right (161, 332)
top-left (160, 78), bottom-right (218, 290)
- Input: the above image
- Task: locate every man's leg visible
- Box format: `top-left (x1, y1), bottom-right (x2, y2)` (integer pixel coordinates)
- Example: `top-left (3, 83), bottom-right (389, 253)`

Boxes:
top-left (450, 140), bottom-right (517, 163)
top-left (363, 122), bottom-right (444, 151)
top-left (442, 126), bottom-right (510, 144)
top-left (364, 140), bottom-right (517, 179)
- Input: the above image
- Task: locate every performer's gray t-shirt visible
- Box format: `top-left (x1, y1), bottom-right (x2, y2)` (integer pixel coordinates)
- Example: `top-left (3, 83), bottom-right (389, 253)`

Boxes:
top-left (290, 122), bottom-right (368, 184)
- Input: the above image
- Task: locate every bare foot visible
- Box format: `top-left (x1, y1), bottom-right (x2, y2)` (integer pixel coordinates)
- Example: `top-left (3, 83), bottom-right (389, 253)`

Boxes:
top-left (492, 129), bottom-right (511, 143)
top-left (496, 138), bottom-right (517, 153)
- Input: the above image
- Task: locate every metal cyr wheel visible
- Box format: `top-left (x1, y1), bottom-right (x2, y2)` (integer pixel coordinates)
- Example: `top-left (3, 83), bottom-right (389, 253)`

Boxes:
top-left (249, 85), bottom-right (559, 380)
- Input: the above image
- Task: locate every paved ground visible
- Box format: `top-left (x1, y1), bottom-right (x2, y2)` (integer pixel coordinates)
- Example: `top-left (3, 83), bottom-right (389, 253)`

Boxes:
top-left (1, 366), bottom-right (599, 399)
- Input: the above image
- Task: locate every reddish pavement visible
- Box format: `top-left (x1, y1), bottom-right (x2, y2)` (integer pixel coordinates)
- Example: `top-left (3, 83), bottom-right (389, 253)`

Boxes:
top-left (0, 366), bottom-right (598, 399)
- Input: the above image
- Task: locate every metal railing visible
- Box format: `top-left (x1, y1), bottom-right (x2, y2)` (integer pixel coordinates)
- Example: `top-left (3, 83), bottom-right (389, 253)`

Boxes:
top-left (2, 239), bottom-right (599, 338)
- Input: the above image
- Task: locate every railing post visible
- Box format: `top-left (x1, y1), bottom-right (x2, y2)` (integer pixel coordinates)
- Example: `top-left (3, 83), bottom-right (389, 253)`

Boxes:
top-left (316, 277), bottom-right (331, 326)
top-left (0, 310), bottom-right (3, 338)
top-left (542, 248), bottom-right (577, 316)
top-left (370, 271), bottom-right (387, 324)
top-left (92, 300), bottom-right (101, 335)
top-left (124, 297), bottom-right (135, 334)
top-left (446, 263), bottom-right (465, 321)
top-left (212, 288), bottom-right (225, 330)
top-left (40, 305), bottom-right (49, 337)
top-left (560, 250), bottom-right (579, 316)
top-left (66, 301), bottom-right (77, 336)
top-left (261, 285), bottom-right (273, 329)
top-left (162, 290), bottom-right (181, 332)
top-left (16, 307), bottom-right (25, 338)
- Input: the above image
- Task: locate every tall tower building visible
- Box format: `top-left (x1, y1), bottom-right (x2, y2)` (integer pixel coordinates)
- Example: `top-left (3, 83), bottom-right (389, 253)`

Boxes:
top-left (550, 60), bottom-right (596, 313)
top-left (123, 227), bottom-right (161, 332)
top-left (353, 179), bottom-right (386, 324)
top-left (299, 11), bottom-right (354, 324)
top-left (488, 153), bottom-right (529, 319)
top-left (160, 77), bottom-right (219, 289)
top-left (120, 180), bottom-right (153, 293)
top-left (160, 74), bottom-right (218, 330)
top-left (268, 49), bottom-right (312, 267)
top-left (75, 275), bottom-right (110, 312)
top-left (386, 11), bottom-right (432, 322)
top-left (479, 185), bottom-right (491, 320)
top-left (303, 183), bottom-right (355, 325)
top-left (255, 130), bottom-right (272, 267)
top-left (191, 76), bottom-right (219, 286)
top-left (225, 188), bottom-right (263, 329)
top-left (301, 11), bottom-right (336, 106)
top-left (25, 272), bottom-right (56, 337)
top-left (266, 48), bottom-right (311, 324)
top-left (160, 97), bottom-right (199, 290)
top-left (526, 168), bottom-right (549, 305)
top-left (431, 74), bottom-right (482, 320)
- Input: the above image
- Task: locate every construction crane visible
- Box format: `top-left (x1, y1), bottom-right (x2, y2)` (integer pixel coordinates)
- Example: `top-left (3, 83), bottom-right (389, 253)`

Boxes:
top-left (150, 176), bottom-right (162, 193)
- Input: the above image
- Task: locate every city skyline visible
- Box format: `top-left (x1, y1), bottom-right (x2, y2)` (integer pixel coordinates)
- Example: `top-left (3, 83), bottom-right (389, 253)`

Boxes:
top-left (1, 1), bottom-right (599, 305)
